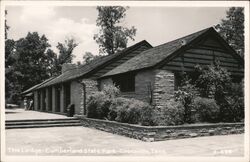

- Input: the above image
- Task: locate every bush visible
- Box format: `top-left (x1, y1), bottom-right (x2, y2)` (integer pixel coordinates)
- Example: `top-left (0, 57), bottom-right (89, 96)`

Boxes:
top-left (102, 84), bottom-right (120, 99)
top-left (155, 100), bottom-right (185, 126)
top-left (193, 97), bottom-right (220, 123)
top-left (109, 97), bottom-right (142, 124)
top-left (86, 92), bottom-right (111, 119)
top-left (175, 82), bottom-right (197, 123)
top-left (108, 97), bottom-right (156, 125)
top-left (140, 104), bottom-right (157, 126)
top-left (219, 96), bottom-right (244, 122)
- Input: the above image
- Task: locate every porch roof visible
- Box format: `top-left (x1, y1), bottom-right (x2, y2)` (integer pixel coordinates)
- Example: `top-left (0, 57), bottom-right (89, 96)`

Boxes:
top-left (21, 77), bottom-right (55, 95)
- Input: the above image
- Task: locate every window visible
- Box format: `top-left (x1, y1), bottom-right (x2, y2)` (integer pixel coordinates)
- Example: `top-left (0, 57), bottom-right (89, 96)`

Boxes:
top-left (112, 73), bottom-right (135, 92)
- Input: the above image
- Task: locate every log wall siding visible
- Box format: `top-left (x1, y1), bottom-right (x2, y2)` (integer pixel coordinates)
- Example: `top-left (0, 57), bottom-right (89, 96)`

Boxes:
top-left (162, 37), bottom-right (244, 76)
top-left (91, 45), bottom-right (151, 78)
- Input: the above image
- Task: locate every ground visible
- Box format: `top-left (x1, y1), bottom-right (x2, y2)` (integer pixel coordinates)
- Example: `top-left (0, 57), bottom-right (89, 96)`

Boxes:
top-left (6, 127), bottom-right (244, 156)
top-left (5, 108), bottom-right (69, 120)
top-left (5, 108), bottom-right (245, 156)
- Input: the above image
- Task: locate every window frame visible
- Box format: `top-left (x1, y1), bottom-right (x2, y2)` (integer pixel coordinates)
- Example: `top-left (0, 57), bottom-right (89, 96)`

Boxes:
top-left (112, 73), bottom-right (136, 92)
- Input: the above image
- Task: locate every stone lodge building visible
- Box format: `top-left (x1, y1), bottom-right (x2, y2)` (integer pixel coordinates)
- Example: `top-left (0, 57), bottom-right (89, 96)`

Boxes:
top-left (22, 27), bottom-right (244, 115)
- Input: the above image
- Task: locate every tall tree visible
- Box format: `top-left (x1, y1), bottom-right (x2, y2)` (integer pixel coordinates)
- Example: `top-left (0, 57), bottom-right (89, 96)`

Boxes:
top-left (53, 38), bottom-right (78, 75)
top-left (215, 7), bottom-right (244, 57)
top-left (5, 10), bottom-right (19, 103)
top-left (5, 10), bottom-right (9, 39)
top-left (94, 6), bottom-right (136, 55)
top-left (14, 32), bottom-right (55, 91)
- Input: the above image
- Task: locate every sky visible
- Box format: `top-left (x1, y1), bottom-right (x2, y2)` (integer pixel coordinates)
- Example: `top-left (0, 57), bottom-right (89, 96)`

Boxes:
top-left (5, 6), bottom-right (229, 63)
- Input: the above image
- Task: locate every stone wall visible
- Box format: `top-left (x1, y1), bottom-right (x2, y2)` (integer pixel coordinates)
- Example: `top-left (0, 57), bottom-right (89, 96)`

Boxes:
top-left (76, 115), bottom-right (244, 142)
top-left (80, 79), bottom-right (99, 115)
top-left (153, 70), bottom-right (175, 110)
top-left (70, 81), bottom-right (83, 114)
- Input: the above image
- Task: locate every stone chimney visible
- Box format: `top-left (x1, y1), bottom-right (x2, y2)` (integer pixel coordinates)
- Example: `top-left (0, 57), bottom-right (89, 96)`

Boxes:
top-left (62, 63), bottom-right (77, 73)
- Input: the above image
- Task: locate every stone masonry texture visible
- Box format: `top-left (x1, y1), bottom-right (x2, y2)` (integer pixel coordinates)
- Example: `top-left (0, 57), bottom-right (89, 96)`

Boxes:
top-left (70, 81), bottom-right (82, 114)
top-left (76, 115), bottom-right (244, 142)
top-left (80, 79), bottom-right (99, 115)
top-left (153, 69), bottom-right (175, 110)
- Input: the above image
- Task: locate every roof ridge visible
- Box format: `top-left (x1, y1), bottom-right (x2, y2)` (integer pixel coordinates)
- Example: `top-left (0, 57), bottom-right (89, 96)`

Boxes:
top-left (153, 27), bottom-right (212, 50)
top-left (100, 27), bottom-right (215, 78)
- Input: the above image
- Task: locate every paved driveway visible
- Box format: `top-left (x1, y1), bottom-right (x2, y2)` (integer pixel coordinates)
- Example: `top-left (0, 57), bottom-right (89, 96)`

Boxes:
top-left (5, 126), bottom-right (244, 156)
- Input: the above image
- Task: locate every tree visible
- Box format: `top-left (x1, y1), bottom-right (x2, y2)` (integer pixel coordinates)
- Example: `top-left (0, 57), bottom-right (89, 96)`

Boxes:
top-left (94, 6), bottom-right (136, 55)
top-left (82, 51), bottom-right (101, 64)
top-left (215, 7), bottom-right (244, 57)
top-left (53, 38), bottom-right (78, 75)
top-left (14, 32), bottom-right (55, 91)
top-left (5, 10), bottom-right (19, 103)
top-left (5, 10), bottom-right (9, 39)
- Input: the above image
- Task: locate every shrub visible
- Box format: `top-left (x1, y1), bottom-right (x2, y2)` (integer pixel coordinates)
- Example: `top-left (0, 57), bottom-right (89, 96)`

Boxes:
top-left (175, 81), bottom-right (197, 123)
top-left (155, 100), bottom-right (185, 126)
top-left (193, 97), bottom-right (220, 123)
top-left (140, 105), bottom-right (157, 126)
top-left (102, 84), bottom-right (120, 99)
top-left (110, 97), bottom-right (143, 124)
top-left (219, 96), bottom-right (244, 122)
top-left (86, 92), bottom-right (111, 119)
top-left (108, 97), bottom-right (155, 125)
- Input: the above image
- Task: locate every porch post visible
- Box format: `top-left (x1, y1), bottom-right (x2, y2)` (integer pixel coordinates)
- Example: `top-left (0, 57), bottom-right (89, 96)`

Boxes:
top-left (52, 86), bottom-right (56, 112)
top-left (34, 91), bottom-right (39, 111)
top-left (40, 90), bottom-right (44, 111)
top-left (60, 84), bottom-right (65, 113)
top-left (45, 88), bottom-right (49, 112)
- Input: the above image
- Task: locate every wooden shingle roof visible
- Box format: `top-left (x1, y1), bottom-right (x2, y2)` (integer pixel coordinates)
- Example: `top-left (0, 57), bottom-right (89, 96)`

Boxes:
top-left (101, 27), bottom-right (214, 77)
top-left (36, 40), bottom-right (152, 89)
top-left (21, 77), bottom-right (55, 95)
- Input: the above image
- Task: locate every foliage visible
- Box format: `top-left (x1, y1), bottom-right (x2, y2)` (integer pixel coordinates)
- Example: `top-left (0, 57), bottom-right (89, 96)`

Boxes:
top-left (94, 6), bottom-right (136, 55)
top-left (86, 91), bottom-right (112, 119)
top-left (86, 84), bottom-right (119, 119)
top-left (13, 32), bottom-right (55, 90)
top-left (175, 77), bottom-right (198, 123)
top-left (193, 97), bottom-right (220, 123)
top-left (53, 38), bottom-right (78, 75)
top-left (82, 52), bottom-right (101, 64)
top-left (5, 10), bottom-right (9, 39)
top-left (109, 97), bottom-right (152, 124)
top-left (194, 64), bottom-right (232, 101)
top-left (5, 32), bottom-right (59, 103)
top-left (215, 7), bottom-right (244, 57)
top-left (155, 100), bottom-right (185, 126)
top-left (102, 84), bottom-right (120, 99)
top-left (139, 104), bottom-right (157, 126)
top-left (176, 64), bottom-right (244, 123)
top-left (219, 82), bottom-right (244, 122)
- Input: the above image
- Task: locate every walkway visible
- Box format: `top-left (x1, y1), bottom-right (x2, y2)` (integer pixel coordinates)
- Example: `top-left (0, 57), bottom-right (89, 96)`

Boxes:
top-left (6, 126), bottom-right (244, 156)
top-left (5, 108), bottom-right (68, 121)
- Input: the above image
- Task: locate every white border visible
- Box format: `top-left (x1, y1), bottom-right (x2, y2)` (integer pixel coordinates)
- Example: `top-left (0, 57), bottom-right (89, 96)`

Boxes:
top-left (0, 1), bottom-right (249, 162)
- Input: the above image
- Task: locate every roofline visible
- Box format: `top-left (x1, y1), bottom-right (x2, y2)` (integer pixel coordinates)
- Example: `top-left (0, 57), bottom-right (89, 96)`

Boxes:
top-left (154, 27), bottom-right (215, 69)
top-left (155, 27), bottom-right (244, 69)
top-left (21, 77), bottom-right (56, 94)
top-left (99, 27), bottom-right (213, 78)
top-left (99, 27), bottom-right (244, 78)
top-left (81, 40), bottom-right (153, 78)
top-left (35, 40), bottom-right (153, 89)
